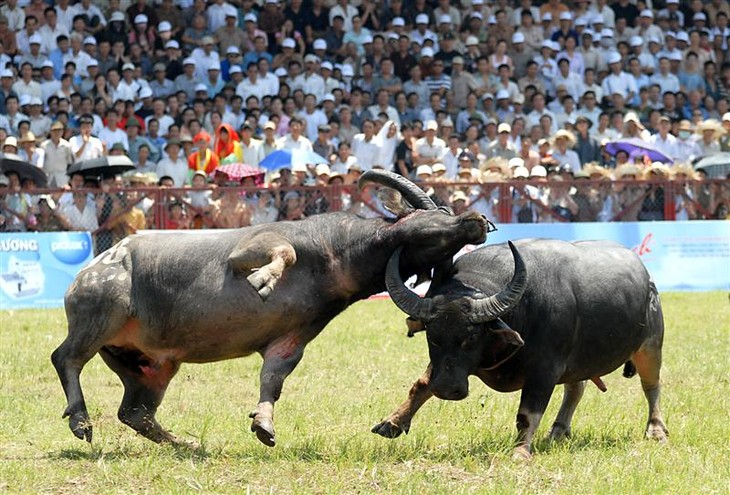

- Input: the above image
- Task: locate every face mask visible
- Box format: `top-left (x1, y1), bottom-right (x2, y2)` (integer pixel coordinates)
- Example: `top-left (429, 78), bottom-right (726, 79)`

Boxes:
top-left (678, 130), bottom-right (691, 140)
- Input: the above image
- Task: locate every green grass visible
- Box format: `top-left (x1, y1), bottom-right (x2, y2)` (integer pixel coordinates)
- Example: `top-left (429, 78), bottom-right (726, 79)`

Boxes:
top-left (1, 293), bottom-right (728, 494)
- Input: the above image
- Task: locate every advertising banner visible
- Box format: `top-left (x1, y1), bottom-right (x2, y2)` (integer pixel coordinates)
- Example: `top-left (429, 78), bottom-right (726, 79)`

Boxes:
top-left (0, 232), bottom-right (94, 310)
top-left (484, 221), bottom-right (730, 292)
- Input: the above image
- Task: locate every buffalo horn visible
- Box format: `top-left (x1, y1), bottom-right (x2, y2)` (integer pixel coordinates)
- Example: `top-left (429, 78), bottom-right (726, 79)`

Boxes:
top-left (359, 170), bottom-right (437, 210)
top-left (385, 246), bottom-right (434, 321)
top-left (468, 241), bottom-right (527, 323)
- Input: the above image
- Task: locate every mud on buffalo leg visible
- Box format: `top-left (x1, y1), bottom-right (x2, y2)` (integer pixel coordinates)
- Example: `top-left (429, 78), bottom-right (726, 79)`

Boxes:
top-left (549, 381), bottom-right (586, 441)
top-left (513, 375), bottom-right (557, 459)
top-left (227, 233), bottom-right (297, 300)
top-left (51, 309), bottom-right (129, 443)
top-left (631, 343), bottom-right (668, 441)
top-left (372, 363), bottom-right (435, 439)
top-left (249, 334), bottom-right (305, 447)
top-left (98, 347), bottom-right (183, 444)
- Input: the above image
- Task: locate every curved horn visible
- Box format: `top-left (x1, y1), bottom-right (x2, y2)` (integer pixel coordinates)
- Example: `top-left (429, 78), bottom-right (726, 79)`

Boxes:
top-left (467, 241), bottom-right (527, 324)
top-left (385, 246), bottom-right (434, 321)
top-left (359, 170), bottom-right (437, 210)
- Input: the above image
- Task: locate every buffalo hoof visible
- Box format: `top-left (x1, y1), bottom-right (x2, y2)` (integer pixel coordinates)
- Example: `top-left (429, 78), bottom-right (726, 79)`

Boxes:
top-left (251, 416), bottom-right (276, 447)
top-left (371, 420), bottom-right (408, 439)
top-left (64, 410), bottom-right (93, 443)
top-left (512, 445), bottom-right (532, 461)
top-left (645, 420), bottom-right (668, 443)
top-left (548, 422), bottom-right (571, 442)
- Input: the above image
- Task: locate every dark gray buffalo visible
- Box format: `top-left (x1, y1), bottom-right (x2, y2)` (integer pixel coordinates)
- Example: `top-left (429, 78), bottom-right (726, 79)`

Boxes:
top-left (51, 171), bottom-right (488, 447)
top-left (373, 239), bottom-right (668, 458)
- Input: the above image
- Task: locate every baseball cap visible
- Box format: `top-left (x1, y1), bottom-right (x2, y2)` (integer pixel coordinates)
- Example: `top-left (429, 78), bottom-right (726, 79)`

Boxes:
top-left (244, 13), bottom-right (257, 23)
top-left (110, 11), bottom-right (125, 22)
top-left (313, 39), bottom-right (327, 50)
top-left (183, 57), bottom-right (196, 66)
top-left (282, 38), bottom-right (296, 49)
top-left (134, 14), bottom-right (148, 24)
top-left (165, 40), bottom-right (180, 49)
top-left (416, 13), bottom-right (429, 24)
top-left (195, 83), bottom-right (207, 92)
top-left (392, 17), bottom-right (405, 27)
top-left (158, 21), bottom-right (171, 32)
top-left (512, 32), bottom-right (525, 44)
top-left (122, 62), bottom-right (135, 71)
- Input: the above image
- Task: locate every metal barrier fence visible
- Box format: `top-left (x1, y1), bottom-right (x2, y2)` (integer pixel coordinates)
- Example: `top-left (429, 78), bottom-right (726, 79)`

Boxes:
top-left (2, 178), bottom-right (727, 254)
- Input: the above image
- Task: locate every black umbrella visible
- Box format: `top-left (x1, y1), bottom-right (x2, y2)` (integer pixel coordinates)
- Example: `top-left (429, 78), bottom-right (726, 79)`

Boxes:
top-left (0, 153), bottom-right (48, 187)
top-left (67, 155), bottom-right (135, 178)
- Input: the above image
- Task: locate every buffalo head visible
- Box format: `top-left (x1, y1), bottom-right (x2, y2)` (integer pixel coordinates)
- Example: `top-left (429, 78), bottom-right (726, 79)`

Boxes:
top-left (385, 242), bottom-right (527, 400)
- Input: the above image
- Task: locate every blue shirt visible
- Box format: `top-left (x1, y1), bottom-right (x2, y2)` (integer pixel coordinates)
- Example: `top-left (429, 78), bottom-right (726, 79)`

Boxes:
top-left (241, 51), bottom-right (272, 71)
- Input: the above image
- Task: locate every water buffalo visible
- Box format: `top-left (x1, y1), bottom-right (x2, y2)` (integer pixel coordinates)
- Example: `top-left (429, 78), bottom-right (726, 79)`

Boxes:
top-left (373, 239), bottom-right (668, 458)
top-left (51, 171), bottom-right (488, 447)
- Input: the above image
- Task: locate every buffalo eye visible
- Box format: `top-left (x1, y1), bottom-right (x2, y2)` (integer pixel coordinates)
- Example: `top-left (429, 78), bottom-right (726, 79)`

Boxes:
top-left (462, 332), bottom-right (480, 348)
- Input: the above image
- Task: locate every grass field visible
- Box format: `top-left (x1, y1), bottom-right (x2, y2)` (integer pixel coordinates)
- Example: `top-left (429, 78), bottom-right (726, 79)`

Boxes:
top-left (1, 292), bottom-right (728, 494)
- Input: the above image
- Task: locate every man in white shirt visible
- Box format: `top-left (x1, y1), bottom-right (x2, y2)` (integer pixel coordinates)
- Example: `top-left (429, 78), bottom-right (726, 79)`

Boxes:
top-left (276, 118), bottom-right (313, 151)
top-left (350, 119), bottom-right (381, 171)
top-left (239, 123), bottom-right (265, 167)
top-left (649, 116), bottom-right (679, 160)
top-left (155, 139), bottom-right (188, 186)
top-left (12, 62), bottom-right (41, 99)
top-left (98, 109), bottom-right (128, 151)
top-left (236, 62), bottom-right (270, 102)
top-left (414, 120), bottom-right (447, 166)
top-left (601, 51), bottom-right (637, 104)
top-left (0, 0), bottom-right (25, 32)
top-left (298, 93), bottom-right (328, 142)
top-left (38, 7), bottom-right (68, 54)
top-left (293, 54), bottom-right (325, 102)
top-left (70, 0), bottom-right (106, 34)
top-left (649, 57), bottom-right (680, 96)
top-left (69, 114), bottom-right (105, 160)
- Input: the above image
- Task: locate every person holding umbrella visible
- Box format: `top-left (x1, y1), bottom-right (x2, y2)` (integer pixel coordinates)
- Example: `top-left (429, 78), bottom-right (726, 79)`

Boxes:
top-left (69, 114), bottom-right (105, 161)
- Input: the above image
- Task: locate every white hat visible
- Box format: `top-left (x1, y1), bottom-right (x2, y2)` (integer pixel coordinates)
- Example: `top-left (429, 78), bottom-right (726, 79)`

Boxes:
top-left (303, 53), bottom-right (319, 63)
top-left (224, 5), bottom-right (238, 18)
top-left (416, 165), bottom-right (432, 176)
top-left (487, 15), bottom-right (496, 24)
top-left (630, 36), bottom-right (643, 47)
top-left (392, 17), bottom-right (405, 27)
top-left (0, 69), bottom-right (13, 78)
top-left (41, 60), bottom-right (54, 69)
top-left (607, 51), bottom-right (622, 65)
top-left (512, 32), bottom-right (525, 44)
top-left (592, 13), bottom-right (605, 24)
top-left (497, 122), bottom-right (511, 133)
top-left (320, 61), bottom-right (333, 71)
top-left (582, 28), bottom-right (595, 39)
top-left (513, 166), bottom-right (529, 178)
top-left (29, 34), bottom-right (42, 45)
top-left (387, 32), bottom-right (399, 41)
top-left (575, 16), bottom-right (588, 27)
top-left (30, 96), bottom-right (42, 106)
top-left (265, 0), bottom-right (278, 4)
top-left (110, 11), bottom-right (125, 22)
top-left (601, 28), bottom-right (614, 38)
top-left (282, 38), bottom-right (296, 49)
top-left (158, 21), bottom-right (171, 32)
top-left (166, 40), bottom-right (180, 49)
top-left (139, 87), bottom-right (153, 99)
top-left (274, 67), bottom-right (287, 77)
top-left (321, 93), bottom-right (335, 102)
top-left (550, 40), bottom-right (561, 51)
top-left (362, 35), bottom-right (373, 44)
top-left (530, 165), bottom-right (547, 177)
top-left (665, 31), bottom-right (676, 38)
top-left (668, 52), bottom-right (682, 62)
top-left (83, 36), bottom-right (96, 45)
top-left (470, 11), bottom-right (483, 20)
top-left (243, 13), bottom-right (257, 23)
top-left (416, 13), bottom-right (429, 24)
top-left (439, 14), bottom-right (451, 24)
top-left (640, 9), bottom-right (653, 18)
top-left (676, 31), bottom-right (689, 43)
top-left (496, 89), bottom-right (510, 100)
top-left (421, 47), bottom-right (434, 58)
top-left (425, 120), bottom-right (438, 131)
top-left (315, 164), bottom-right (331, 176)
top-left (647, 36), bottom-right (660, 44)
top-left (195, 83), bottom-right (207, 92)
top-left (466, 35), bottom-right (479, 46)
top-left (183, 57), bottom-right (196, 66)
top-left (559, 12), bottom-right (572, 21)
top-left (229, 65), bottom-right (243, 75)
top-left (313, 39), bottom-right (327, 50)
top-left (541, 39), bottom-right (553, 50)
top-left (87, 58), bottom-right (98, 67)
top-left (122, 62), bottom-right (135, 71)
top-left (693, 12), bottom-right (707, 21)
top-left (508, 157), bottom-right (525, 169)
top-left (19, 94), bottom-right (31, 106)
top-left (207, 62), bottom-right (221, 71)
top-left (226, 45), bottom-right (240, 55)
top-left (666, 0), bottom-right (678, 3)
top-left (432, 163), bottom-right (446, 174)
top-left (341, 64), bottom-right (354, 77)
top-left (134, 14), bottom-right (148, 24)
top-left (541, 12), bottom-right (552, 22)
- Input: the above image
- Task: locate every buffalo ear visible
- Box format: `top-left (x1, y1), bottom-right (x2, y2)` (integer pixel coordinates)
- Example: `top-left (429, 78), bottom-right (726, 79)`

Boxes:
top-left (487, 318), bottom-right (524, 347)
top-left (406, 317), bottom-right (425, 337)
top-left (377, 188), bottom-right (414, 217)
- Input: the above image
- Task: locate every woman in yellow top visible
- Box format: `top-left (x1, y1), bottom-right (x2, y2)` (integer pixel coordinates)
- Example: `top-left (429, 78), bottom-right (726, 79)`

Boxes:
top-left (188, 131), bottom-right (220, 174)
top-left (214, 123), bottom-right (244, 164)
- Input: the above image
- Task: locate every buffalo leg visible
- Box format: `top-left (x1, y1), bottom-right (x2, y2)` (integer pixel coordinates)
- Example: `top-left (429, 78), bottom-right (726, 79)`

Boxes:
top-left (249, 335), bottom-right (305, 447)
top-left (514, 377), bottom-right (556, 459)
top-left (372, 364), bottom-right (434, 439)
top-left (98, 348), bottom-right (183, 445)
top-left (631, 345), bottom-right (668, 442)
top-left (549, 381), bottom-right (586, 441)
top-left (227, 233), bottom-right (297, 300)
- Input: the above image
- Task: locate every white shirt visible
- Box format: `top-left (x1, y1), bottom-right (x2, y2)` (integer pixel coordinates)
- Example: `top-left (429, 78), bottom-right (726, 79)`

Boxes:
top-left (60, 199), bottom-right (99, 230)
top-left (191, 48), bottom-right (221, 80)
top-left (145, 114), bottom-right (174, 137)
top-left (236, 77), bottom-right (270, 102)
top-left (276, 134), bottom-right (313, 152)
top-left (293, 73), bottom-right (325, 101)
top-left (650, 133), bottom-right (679, 161)
top-left (415, 136), bottom-right (446, 161)
top-left (38, 23), bottom-right (69, 54)
top-left (69, 134), bottom-right (104, 160)
top-left (299, 109), bottom-right (328, 142)
top-left (206, 2), bottom-right (231, 33)
top-left (240, 138), bottom-right (265, 168)
top-left (601, 71), bottom-right (637, 100)
top-left (98, 127), bottom-right (128, 151)
top-left (350, 133), bottom-right (381, 171)
top-left (156, 156), bottom-right (189, 186)
top-left (70, 3), bottom-right (107, 27)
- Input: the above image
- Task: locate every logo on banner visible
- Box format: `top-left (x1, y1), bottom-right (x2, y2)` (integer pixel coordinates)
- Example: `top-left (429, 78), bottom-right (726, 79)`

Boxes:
top-left (50, 233), bottom-right (92, 265)
top-left (632, 233), bottom-right (654, 258)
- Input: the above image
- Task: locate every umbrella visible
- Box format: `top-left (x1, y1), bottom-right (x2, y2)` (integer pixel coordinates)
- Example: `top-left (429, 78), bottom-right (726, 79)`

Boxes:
top-left (694, 153), bottom-right (730, 178)
top-left (0, 154), bottom-right (47, 187)
top-left (259, 149), bottom-right (329, 171)
top-left (604, 138), bottom-right (673, 164)
top-left (212, 163), bottom-right (266, 185)
top-left (67, 155), bottom-right (135, 178)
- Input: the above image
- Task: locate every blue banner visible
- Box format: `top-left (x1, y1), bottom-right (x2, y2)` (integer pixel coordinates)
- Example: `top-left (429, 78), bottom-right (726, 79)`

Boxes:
top-left (0, 232), bottom-right (94, 310)
top-left (482, 221), bottom-right (730, 292)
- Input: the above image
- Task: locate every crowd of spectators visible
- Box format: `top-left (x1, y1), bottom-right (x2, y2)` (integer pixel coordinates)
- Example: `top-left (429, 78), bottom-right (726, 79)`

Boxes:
top-left (0, 0), bottom-right (729, 240)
